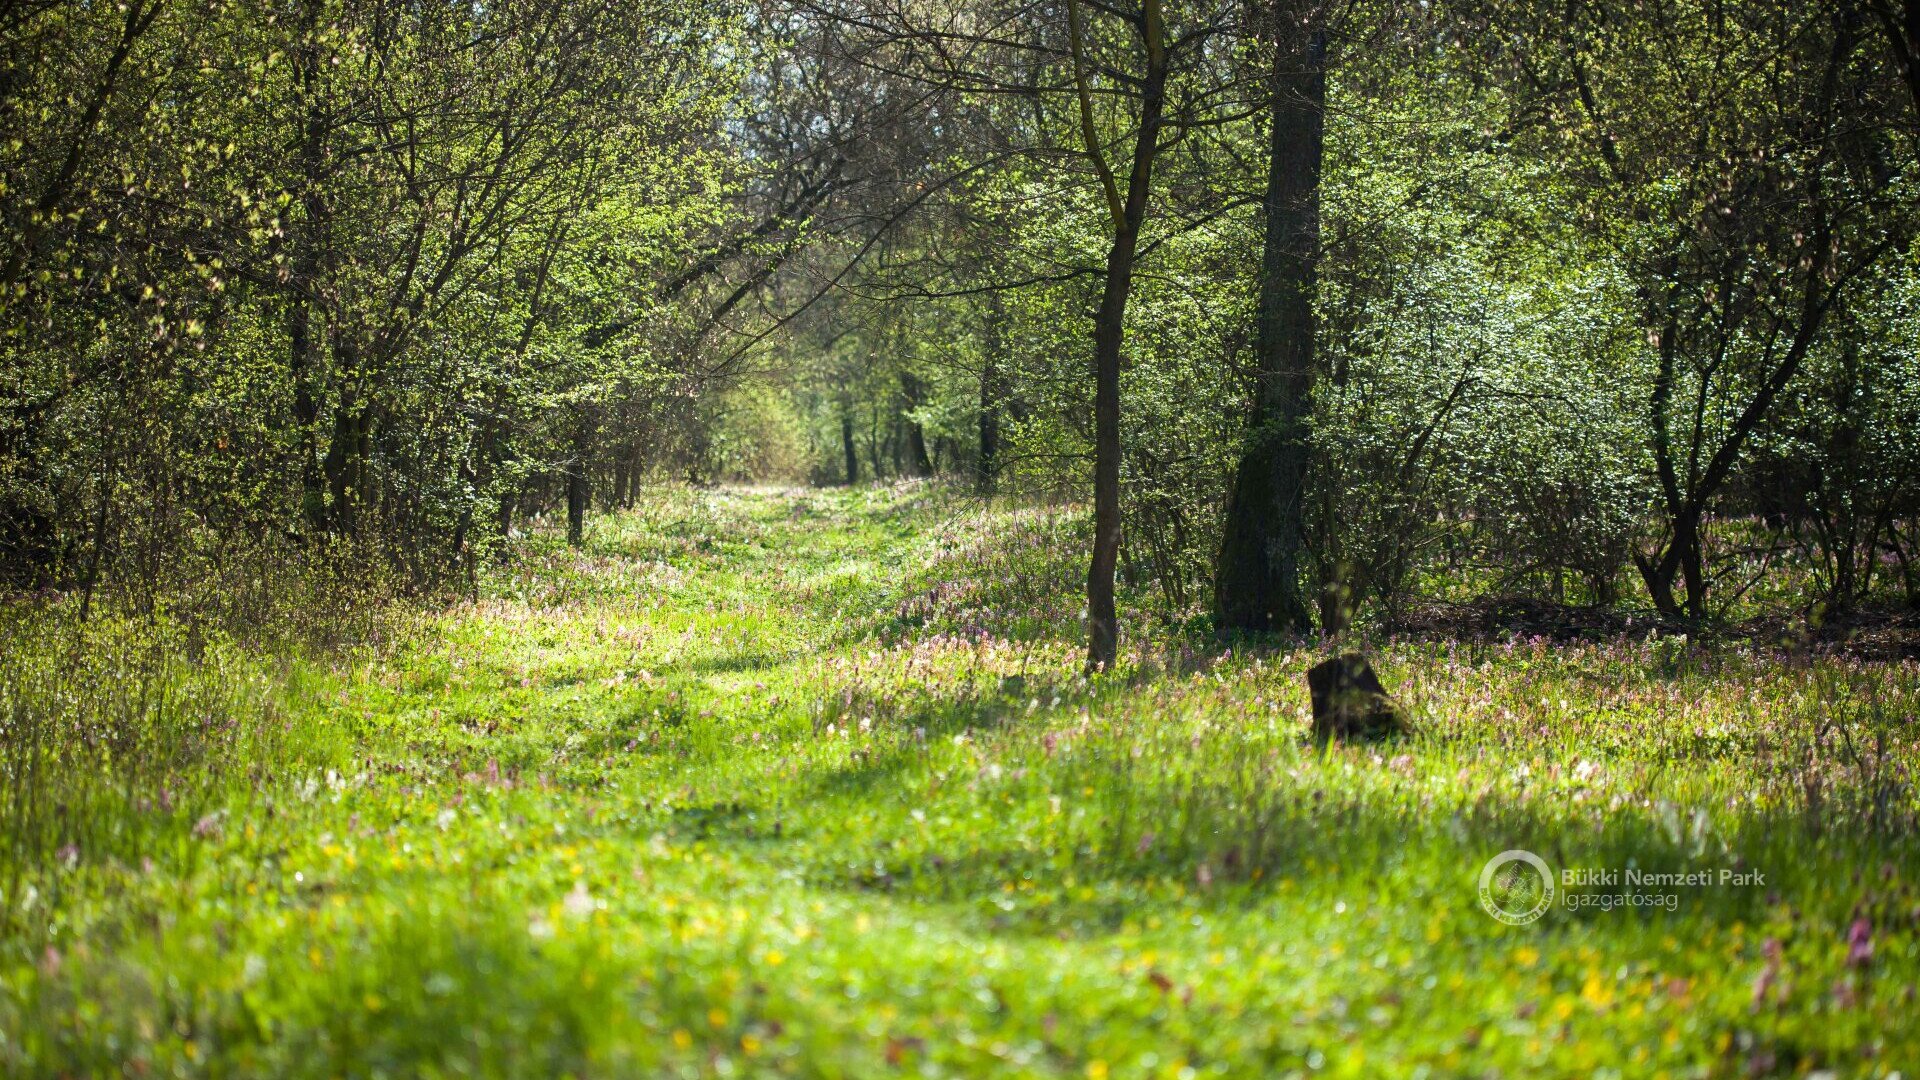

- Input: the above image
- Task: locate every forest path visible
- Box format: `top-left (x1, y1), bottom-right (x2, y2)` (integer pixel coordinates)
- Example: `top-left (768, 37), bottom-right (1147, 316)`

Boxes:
top-left (12, 484), bottom-right (1917, 1076)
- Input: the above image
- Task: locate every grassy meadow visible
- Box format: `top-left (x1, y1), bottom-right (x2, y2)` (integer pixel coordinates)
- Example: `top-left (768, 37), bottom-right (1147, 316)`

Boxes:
top-left (2, 484), bottom-right (1917, 1078)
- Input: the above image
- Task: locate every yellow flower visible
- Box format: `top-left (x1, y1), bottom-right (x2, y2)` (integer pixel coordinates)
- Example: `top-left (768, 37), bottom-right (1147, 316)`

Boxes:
top-left (1086, 1061), bottom-right (1109, 1080)
top-left (1580, 972), bottom-right (1614, 1009)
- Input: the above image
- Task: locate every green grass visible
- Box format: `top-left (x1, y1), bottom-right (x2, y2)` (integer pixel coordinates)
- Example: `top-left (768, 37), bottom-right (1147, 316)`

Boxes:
top-left (3, 483), bottom-right (1917, 1078)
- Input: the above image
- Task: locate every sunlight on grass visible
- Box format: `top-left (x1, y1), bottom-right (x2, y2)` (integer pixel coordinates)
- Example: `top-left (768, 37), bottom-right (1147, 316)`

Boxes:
top-left (2, 485), bottom-right (1915, 1077)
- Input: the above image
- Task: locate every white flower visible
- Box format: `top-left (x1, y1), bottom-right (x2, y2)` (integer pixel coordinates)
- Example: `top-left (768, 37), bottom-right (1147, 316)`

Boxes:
top-left (563, 880), bottom-right (596, 919)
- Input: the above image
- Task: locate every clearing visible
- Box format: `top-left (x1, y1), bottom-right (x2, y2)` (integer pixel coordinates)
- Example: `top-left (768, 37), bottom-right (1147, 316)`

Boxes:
top-left (5, 486), bottom-right (1917, 1077)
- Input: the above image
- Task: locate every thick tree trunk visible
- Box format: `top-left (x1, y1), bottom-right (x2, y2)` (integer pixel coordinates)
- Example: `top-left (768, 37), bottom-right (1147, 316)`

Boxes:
top-left (288, 296), bottom-right (326, 530)
top-left (901, 372), bottom-right (934, 476)
top-left (321, 368), bottom-right (368, 536)
top-left (1086, 234), bottom-right (1135, 670)
top-left (905, 425), bottom-right (931, 475)
top-left (841, 408), bottom-right (859, 485)
top-left (1213, 21), bottom-right (1325, 636)
top-left (289, 4), bottom-right (330, 533)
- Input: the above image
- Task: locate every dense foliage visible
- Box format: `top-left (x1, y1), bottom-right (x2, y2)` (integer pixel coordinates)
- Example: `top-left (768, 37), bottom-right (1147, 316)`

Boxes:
top-left (5, 0), bottom-right (1916, 646)
top-left (4, 2), bottom-right (1918, 1072)
top-left (2, 0), bottom-right (759, 594)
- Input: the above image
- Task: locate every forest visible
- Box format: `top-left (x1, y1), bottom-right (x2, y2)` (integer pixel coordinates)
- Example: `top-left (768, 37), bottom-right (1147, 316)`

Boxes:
top-left (3, 0), bottom-right (1920, 1075)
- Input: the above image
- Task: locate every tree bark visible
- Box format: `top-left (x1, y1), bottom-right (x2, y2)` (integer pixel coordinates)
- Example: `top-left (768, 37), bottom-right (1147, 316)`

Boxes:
top-left (288, 0), bottom-right (329, 532)
top-left (901, 372), bottom-right (934, 476)
top-left (321, 369), bottom-right (367, 536)
top-left (977, 292), bottom-right (1005, 493)
top-left (1086, 231), bottom-right (1135, 669)
top-left (1213, 18), bottom-right (1325, 636)
top-left (566, 415), bottom-right (590, 547)
top-left (612, 452), bottom-right (630, 513)
top-left (1071, 0), bottom-right (1167, 672)
top-left (841, 406), bottom-right (859, 485)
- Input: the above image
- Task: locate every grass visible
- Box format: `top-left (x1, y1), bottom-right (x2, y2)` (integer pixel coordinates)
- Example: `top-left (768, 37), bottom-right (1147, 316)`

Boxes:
top-left (2, 483), bottom-right (1917, 1078)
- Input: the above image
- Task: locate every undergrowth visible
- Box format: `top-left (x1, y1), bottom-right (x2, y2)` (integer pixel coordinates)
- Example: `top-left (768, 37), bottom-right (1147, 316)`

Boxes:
top-left (1, 483), bottom-right (1915, 1078)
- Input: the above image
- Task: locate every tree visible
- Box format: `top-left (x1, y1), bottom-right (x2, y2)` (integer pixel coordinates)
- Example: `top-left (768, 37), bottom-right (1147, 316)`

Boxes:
top-left (1213, 0), bottom-right (1325, 636)
top-left (1484, 0), bottom-right (1911, 617)
top-left (1063, 0), bottom-right (1172, 668)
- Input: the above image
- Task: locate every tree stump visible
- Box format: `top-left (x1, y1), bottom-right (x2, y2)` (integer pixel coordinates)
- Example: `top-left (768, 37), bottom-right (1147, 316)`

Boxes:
top-left (1306, 650), bottom-right (1408, 742)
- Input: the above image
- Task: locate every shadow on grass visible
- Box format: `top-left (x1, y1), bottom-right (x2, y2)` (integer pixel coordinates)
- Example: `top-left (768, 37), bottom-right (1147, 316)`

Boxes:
top-left (686, 650), bottom-right (801, 676)
top-left (737, 675), bottom-right (1919, 948)
top-left (798, 779), bottom-right (1908, 946)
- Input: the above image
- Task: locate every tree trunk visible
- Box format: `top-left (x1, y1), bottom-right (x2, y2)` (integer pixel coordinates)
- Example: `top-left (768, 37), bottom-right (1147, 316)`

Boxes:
top-left (901, 372), bottom-right (934, 476)
top-left (566, 469), bottom-right (587, 547)
top-left (841, 408), bottom-right (859, 485)
top-left (1213, 19), bottom-right (1325, 636)
top-left (1086, 234), bottom-right (1135, 670)
top-left (321, 366), bottom-right (369, 536)
top-left (623, 433), bottom-right (644, 507)
top-left (978, 293), bottom-right (1005, 494)
top-left (289, 3), bottom-right (330, 533)
top-left (77, 440), bottom-right (116, 621)
top-left (1073, 0), bottom-right (1168, 672)
top-left (566, 419), bottom-right (590, 547)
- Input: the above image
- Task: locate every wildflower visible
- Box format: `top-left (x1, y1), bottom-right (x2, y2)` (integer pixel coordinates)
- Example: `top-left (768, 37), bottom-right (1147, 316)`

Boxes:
top-left (1751, 937), bottom-right (1782, 1010)
top-left (1846, 919), bottom-right (1873, 968)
